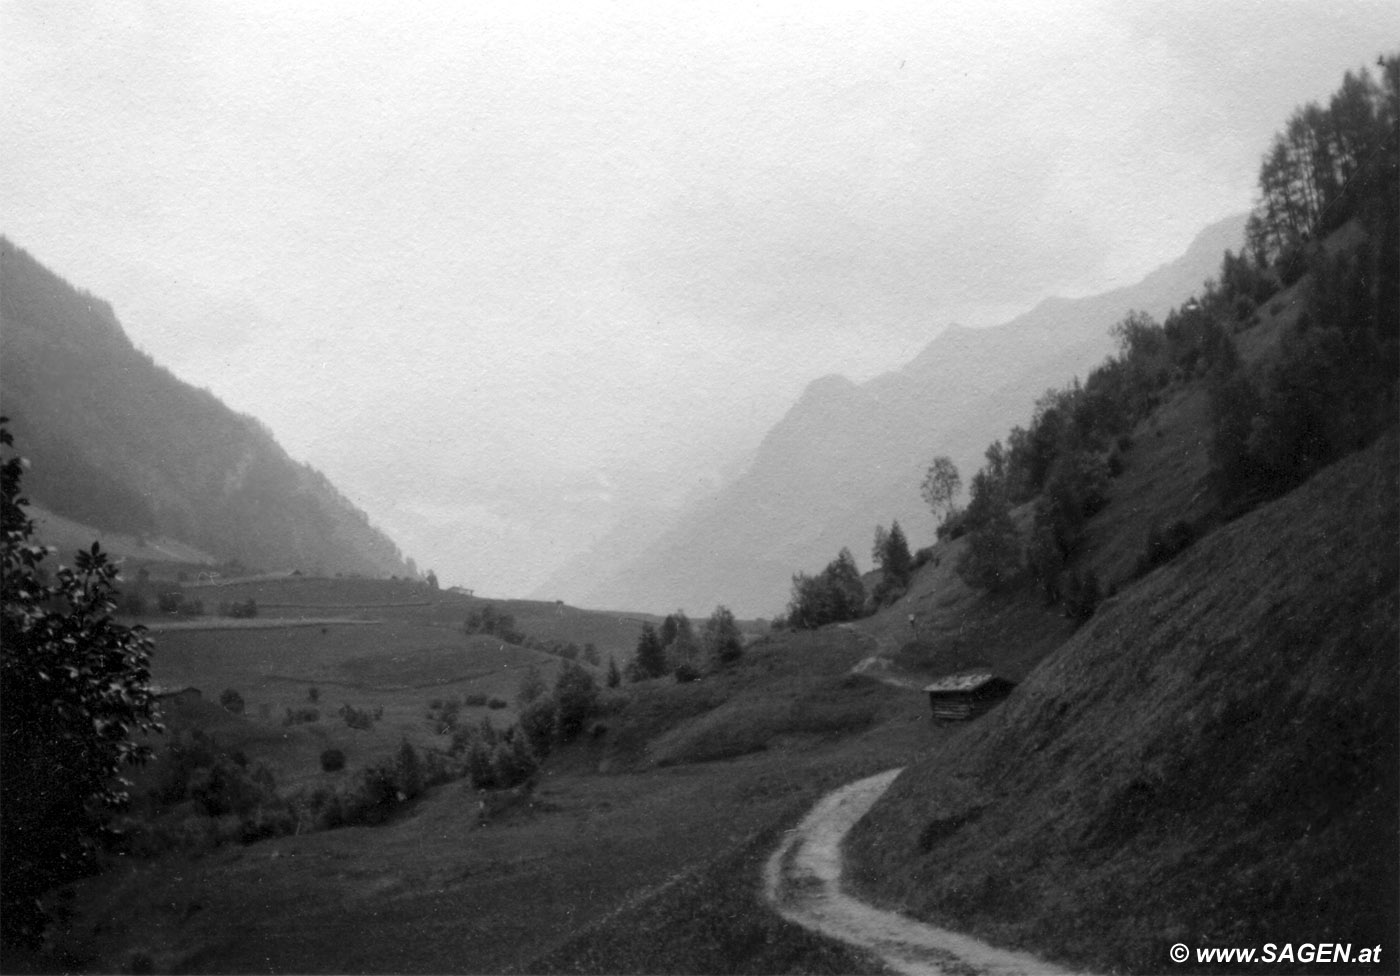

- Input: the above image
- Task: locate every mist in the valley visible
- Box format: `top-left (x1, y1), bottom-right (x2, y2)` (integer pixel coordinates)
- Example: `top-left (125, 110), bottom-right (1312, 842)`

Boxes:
top-left (1, 1), bottom-right (1391, 598)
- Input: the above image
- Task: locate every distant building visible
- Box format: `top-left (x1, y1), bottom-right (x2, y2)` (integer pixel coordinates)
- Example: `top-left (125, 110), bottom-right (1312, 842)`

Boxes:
top-left (448, 586), bottom-right (475, 596)
top-left (923, 672), bottom-right (1015, 721)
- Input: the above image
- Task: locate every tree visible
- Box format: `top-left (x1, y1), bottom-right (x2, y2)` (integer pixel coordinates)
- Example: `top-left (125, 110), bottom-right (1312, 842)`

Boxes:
top-left (879, 521), bottom-right (913, 584)
top-left (871, 524), bottom-right (889, 567)
top-left (425, 569), bottom-right (439, 590)
top-left (1, 422), bottom-right (163, 946)
top-left (658, 611), bottom-right (692, 649)
top-left (515, 664), bottom-right (547, 707)
top-left (786, 548), bottom-right (867, 629)
top-left (956, 495), bottom-right (1022, 593)
top-left (220, 688), bottom-right (247, 714)
top-left (630, 623), bottom-right (667, 681)
top-left (553, 660), bottom-right (599, 742)
top-left (518, 696), bottom-right (557, 758)
top-left (606, 654), bottom-right (621, 688)
top-left (920, 456), bottom-right (962, 527)
top-left (703, 605), bottom-right (744, 666)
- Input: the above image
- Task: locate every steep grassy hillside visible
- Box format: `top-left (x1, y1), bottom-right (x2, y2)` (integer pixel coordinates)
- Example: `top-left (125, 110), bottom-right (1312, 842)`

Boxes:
top-left (846, 433), bottom-right (1399, 973)
top-left (580, 214), bottom-right (1247, 616)
top-left (0, 238), bottom-right (408, 577)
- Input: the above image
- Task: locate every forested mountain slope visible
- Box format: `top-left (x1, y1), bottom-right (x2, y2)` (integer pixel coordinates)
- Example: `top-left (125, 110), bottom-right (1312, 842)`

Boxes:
top-left (0, 239), bottom-right (409, 577)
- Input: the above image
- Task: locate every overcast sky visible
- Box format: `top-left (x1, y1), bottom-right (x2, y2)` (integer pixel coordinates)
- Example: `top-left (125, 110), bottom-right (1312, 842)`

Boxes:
top-left (2, 1), bottom-right (1394, 595)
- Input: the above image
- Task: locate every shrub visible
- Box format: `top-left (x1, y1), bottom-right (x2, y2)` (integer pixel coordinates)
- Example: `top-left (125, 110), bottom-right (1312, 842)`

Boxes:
top-left (487, 697), bottom-right (507, 710)
top-left (786, 549), bottom-right (866, 629)
top-left (1059, 567), bottom-right (1101, 622)
top-left (519, 696), bottom-right (557, 758)
top-left (491, 732), bottom-right (538, 788)
top-left (956, 501), bottom-right (1022, 593)
top-left (673, 662), bottom-right (701, 684)
top-left (219, 688), bottom-right (246, 715)
top-left (284, 706), bottom-right (320, 726)
top-left (553, 661), bottom-right (600, 742)
top-left (339, 703), bottom-right (375, 730)
top-left (320, 748), bottom-right (346, 772)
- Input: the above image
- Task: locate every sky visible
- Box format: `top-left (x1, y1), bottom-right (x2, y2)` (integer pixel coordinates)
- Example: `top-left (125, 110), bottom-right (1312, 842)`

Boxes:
top-left (2, 1), bottom-right (1394, 596)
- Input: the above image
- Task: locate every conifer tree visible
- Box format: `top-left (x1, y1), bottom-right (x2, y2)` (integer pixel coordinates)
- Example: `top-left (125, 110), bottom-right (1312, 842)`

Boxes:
top-left (631, 622), bottom-right (666, 680)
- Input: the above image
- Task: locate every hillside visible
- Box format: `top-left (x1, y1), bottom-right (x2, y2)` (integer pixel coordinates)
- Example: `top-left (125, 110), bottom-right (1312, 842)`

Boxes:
top-left (576, 214), bottom-right (1247, 617)
top-left (0, 238), bottom-right (409, 577)
top-left (845, 431), bottom-right (1399, 973)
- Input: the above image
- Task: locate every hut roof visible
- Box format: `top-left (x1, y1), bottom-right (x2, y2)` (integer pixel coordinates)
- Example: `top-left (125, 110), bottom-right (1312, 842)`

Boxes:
top-left (923, 672), bottom-right (999, 694)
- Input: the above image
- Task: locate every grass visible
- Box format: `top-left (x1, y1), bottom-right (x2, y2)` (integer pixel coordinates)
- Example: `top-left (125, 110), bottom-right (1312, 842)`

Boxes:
top-left (37, 599), bottom-right (941, 974)
top-left (845, 433), bottom-right (1400, 974)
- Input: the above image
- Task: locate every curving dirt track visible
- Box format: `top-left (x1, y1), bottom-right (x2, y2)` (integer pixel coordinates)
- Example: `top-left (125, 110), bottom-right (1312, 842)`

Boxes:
top-left (763, 769), bottom-right (1082, 976)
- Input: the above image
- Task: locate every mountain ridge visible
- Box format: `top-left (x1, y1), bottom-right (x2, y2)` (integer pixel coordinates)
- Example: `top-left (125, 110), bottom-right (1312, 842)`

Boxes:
top-left (0, 237), bottom-right (411, 578)
top-left (570, 212), bottom-right (1249, 617)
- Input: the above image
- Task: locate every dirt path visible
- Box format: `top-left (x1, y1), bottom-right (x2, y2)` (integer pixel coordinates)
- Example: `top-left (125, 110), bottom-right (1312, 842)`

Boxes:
top-left (763, 769), bottom-right (1082, 976)
top-left (841, 623), bottom-right (926, 690)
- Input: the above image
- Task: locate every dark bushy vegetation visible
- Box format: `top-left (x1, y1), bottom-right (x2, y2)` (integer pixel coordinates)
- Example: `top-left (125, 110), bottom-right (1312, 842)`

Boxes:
top-left (942, 56), bottom-right (1397, 615)
top-left (869, 521), bottom-right (913, 607)
top-left (338, 702), bottom-right (381, 730)
top-left (628, 623), bottom-right (668, 681)
top-left (786, 547), bottom-right (866, 628)
top-left (1, 423), bottom-right (163, 947)
top-left (217, 597), bottom-right (258, 618)
top-left (463, 603), bottom-right (525, 644)
top-left (1211, 56), bottom-right (1398, 514)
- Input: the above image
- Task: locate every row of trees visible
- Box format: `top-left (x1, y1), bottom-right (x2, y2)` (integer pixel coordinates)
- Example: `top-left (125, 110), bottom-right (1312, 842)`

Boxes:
top-left (625, 606), bottom-right (745, 684)
top-left (462, 603), bottom-right (601, 664)
top-left (947, 58), bottom-right (1398, 612)
top-left (1245, 56), bottom-right (1399, 274)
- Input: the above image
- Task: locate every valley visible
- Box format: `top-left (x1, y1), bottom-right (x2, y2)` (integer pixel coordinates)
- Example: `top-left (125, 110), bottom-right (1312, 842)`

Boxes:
top-left (2, 37), bottom-right (1396, 976)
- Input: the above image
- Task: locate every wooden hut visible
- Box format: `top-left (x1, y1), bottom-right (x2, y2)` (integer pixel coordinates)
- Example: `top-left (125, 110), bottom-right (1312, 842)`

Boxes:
top-left (924, 672), bottom-right (1015, 721)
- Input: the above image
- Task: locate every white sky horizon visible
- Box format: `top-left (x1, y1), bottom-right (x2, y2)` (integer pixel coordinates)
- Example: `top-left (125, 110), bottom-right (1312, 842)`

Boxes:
top-left (3, 2), bottom-right (1395, 595)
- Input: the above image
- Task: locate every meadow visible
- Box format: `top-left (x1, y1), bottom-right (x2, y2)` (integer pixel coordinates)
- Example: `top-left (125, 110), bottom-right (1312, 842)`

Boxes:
top-left (35, 579), bottom-right (947, 974)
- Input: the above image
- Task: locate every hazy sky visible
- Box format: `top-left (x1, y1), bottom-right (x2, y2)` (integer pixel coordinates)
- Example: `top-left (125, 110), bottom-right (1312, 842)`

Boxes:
top-left (2, 2), bottom-right (1393, 595)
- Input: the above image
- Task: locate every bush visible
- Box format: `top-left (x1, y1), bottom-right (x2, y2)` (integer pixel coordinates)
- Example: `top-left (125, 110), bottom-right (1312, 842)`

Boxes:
top-left (1135, 520), bottom-right (1198, 577)
top-left (554, 661), bottom-right (600, 742)
top-left (519, 697), bottom-right (557, 758)
top-left (786, 548), bottom-right (866, 629)
top-left (284, 706), bottom-right (320, 726)
top-left (673, 662), bottom-right (701, 684)
top-left (487, 697), bottom-right (507, 710)
top-left (339, 703), bottom-right (376, 730)
top-left (219, 688), bottom-right (246, 714)
top-left (320, 748), bottom-right (346, 772)
top-left (1059, 567), bottom-right (1101, 622)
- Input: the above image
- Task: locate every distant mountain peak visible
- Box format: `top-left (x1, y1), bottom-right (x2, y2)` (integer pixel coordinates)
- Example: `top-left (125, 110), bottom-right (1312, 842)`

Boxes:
top-left (573, 212), bottom-right (1250, 616)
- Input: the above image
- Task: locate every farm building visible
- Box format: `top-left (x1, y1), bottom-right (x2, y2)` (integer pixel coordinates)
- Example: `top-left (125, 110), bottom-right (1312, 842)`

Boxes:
top-left (924, 672), bottom-right (1015, 721)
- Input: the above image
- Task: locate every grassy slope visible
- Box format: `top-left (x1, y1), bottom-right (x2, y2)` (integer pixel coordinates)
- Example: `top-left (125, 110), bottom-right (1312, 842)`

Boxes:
top-left (845, 432), bottom-right (1399, 973)
top-left (180, 575), bottom-right (653, 661)
top-left (42, 607), bottom-right (938, 974)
